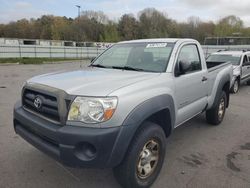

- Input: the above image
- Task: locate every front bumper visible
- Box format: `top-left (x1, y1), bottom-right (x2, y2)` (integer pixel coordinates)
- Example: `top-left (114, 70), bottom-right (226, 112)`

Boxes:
top-left (13, 101), bottom-right (132, 168)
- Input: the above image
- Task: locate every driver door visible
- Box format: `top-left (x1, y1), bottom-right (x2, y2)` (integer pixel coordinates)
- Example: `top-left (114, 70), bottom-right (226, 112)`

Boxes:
top-left (242, 55), bottom-right (250, 79)
top-left (174, 44), bottom-right (208, 126)
top-left (241, 55), bottom-right (248, 79)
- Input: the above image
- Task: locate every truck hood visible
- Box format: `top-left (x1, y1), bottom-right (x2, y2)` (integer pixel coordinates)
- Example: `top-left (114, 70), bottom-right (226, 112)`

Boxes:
top-left (27, 67), bottom-right (159, 96)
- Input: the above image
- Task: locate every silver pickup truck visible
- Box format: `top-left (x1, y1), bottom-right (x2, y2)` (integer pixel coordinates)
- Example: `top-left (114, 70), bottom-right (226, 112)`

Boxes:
top-left (14, 38), bottom-right (233, 188)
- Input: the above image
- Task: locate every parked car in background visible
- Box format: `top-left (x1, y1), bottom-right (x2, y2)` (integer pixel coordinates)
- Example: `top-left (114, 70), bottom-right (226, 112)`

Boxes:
top-left (207, 50), bottom-right (250, 93)
top-left (14, 38), bottom-right (233, 188)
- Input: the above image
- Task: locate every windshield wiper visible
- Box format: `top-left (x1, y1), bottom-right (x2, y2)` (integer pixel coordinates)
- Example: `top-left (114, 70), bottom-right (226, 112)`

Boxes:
top-left (91, 64), bottom-right (147, 72)
top-left (90, 64), bottom-right (109, 68)
top-left (111, 66), bottom-right (145, 72)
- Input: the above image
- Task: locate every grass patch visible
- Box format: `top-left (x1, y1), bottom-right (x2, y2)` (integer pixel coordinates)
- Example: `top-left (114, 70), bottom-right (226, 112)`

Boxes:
top-left (0, 58), bottom-right (83, 64)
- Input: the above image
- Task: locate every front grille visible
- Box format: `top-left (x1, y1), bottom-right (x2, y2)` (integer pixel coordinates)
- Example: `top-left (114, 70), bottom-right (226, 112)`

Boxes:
top-left (22, 88), bottom-right (60, 122)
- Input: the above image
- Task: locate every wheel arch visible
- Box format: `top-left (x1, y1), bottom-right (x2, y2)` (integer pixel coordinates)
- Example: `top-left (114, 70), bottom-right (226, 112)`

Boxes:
top-left (212, 74), bottom-right (231, 109)
top-left (122, 94), bottom-right (175, 137)
top-left (223, 81), bottom-right (230, 107)
top-left (236, 75), bottom-right (241, 81)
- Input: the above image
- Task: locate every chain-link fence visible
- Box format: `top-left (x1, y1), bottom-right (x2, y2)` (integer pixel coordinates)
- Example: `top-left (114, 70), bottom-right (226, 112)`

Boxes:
top-left (0, 45), bottom-right (106, 59)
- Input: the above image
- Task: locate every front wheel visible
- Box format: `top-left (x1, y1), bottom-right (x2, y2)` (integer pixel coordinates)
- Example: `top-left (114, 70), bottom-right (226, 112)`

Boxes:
top-left (231, 80), bottom-right (239, 94)
top-left (206, 91), bottom-right (227, 125)
top-left (113, 122), bottom-right (166, 188)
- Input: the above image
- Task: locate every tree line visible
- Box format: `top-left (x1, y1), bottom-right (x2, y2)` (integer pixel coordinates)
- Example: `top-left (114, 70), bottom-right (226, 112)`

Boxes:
top-left (0, 8), bottom-right (249, 43)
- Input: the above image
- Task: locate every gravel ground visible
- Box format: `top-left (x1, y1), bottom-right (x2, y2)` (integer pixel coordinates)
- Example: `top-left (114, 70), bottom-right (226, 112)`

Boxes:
top-left (0, 62), bottom-right (249, 188)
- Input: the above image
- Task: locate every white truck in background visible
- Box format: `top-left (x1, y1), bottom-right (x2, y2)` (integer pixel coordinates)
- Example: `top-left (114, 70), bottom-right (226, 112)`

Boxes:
top-left (207, 50), bottom-right (250, 93)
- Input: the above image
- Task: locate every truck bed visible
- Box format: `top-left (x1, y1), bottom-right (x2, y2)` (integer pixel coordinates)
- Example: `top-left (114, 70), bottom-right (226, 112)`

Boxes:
top-left (206, 61), bottom-right (231, 72)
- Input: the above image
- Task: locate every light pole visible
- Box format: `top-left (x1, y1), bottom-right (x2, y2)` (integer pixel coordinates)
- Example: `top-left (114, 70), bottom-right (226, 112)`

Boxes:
top-left (76, 5), bottom-right (81, 42)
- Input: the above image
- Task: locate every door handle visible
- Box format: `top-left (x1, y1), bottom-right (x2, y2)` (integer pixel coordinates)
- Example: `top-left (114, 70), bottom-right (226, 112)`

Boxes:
top-left (247, 67), bottom-right (250, 69)
top-left (202, 76), bottom-right (208, 82)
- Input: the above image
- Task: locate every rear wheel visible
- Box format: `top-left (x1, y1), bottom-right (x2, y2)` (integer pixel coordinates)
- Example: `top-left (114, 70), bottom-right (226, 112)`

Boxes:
top-left (231, 79), bottom-right (239, 94)
top-left (206, 91), bottom-right (227, 125)
top-left (247, 80), bottom-right (250, 85)
top-left (113, 122), bottom-right (166, 188)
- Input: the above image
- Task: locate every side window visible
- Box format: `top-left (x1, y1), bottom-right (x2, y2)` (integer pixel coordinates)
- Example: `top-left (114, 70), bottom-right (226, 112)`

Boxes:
top-left (177, 44), bottom-right (202, 73)
top-left (243, 55), bottom-right (248, 64)
top-left (247, 55), bottom-right (250, 62)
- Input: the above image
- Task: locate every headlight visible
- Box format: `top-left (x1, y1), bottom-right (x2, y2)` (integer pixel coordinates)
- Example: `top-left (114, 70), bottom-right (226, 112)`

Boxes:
top-left (68, 97), bottom-right (118, 124)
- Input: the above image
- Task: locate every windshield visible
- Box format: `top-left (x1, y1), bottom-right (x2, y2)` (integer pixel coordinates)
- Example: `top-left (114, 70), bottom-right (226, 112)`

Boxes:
top-left (206, 54), bottom-right (241, 65)
top-left (92, 42), bottom-right (175, 72)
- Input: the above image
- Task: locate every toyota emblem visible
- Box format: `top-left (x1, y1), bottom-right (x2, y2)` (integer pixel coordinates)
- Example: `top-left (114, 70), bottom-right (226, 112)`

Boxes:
top-left (34, 96), bottom-right (42, 109)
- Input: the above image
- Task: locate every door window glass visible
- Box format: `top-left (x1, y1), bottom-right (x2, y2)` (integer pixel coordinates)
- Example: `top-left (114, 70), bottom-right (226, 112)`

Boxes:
top-left (177, 44), bottom-right (202, 73)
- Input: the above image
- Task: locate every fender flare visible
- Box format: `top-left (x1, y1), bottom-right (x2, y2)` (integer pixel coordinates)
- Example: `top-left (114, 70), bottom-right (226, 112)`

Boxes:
top-left (122, 94), bottom-right (175, 129)
top-left (211, 74), bottom-right (230, 109)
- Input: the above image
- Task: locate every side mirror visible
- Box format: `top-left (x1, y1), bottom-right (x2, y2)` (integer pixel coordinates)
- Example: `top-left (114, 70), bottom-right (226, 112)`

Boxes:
top-left (175, 60), bottom-right (191, 76)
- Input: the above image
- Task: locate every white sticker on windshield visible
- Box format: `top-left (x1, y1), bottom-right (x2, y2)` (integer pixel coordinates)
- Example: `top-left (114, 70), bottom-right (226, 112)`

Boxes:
top-left (146, 43), bottom-right (168, 48)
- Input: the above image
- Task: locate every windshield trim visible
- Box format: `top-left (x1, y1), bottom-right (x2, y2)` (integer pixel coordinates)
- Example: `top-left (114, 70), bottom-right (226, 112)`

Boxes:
top-left (90, 42), bottom-right (176, 73)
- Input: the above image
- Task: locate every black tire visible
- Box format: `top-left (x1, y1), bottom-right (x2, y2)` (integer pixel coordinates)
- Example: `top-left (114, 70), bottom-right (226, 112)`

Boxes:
top-left (247, 80), bottom-right (250, 85)
top-left (231, 79), bottom-right (239, 94)
top-left (113, 122), bottom-right (166, 188)
top-left (206, 91), bottom-right (227, 125)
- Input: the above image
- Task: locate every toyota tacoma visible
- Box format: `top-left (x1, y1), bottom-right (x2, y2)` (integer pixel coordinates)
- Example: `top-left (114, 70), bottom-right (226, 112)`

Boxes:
top-left (14, 38), bottom-right (233, 188)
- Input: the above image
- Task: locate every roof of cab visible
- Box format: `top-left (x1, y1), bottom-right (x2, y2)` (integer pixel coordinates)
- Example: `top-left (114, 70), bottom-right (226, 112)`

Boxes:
top-left (118, 38), bottom-right (197, 44)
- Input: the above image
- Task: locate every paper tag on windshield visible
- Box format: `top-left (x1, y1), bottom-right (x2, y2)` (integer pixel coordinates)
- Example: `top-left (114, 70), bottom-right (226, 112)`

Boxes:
top-left (146, 43), bottom-right (168, 48)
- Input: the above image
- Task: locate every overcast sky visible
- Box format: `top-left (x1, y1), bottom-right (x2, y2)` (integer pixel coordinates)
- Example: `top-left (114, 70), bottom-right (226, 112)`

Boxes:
top-left (1, 0), bottom-right (250, 26)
